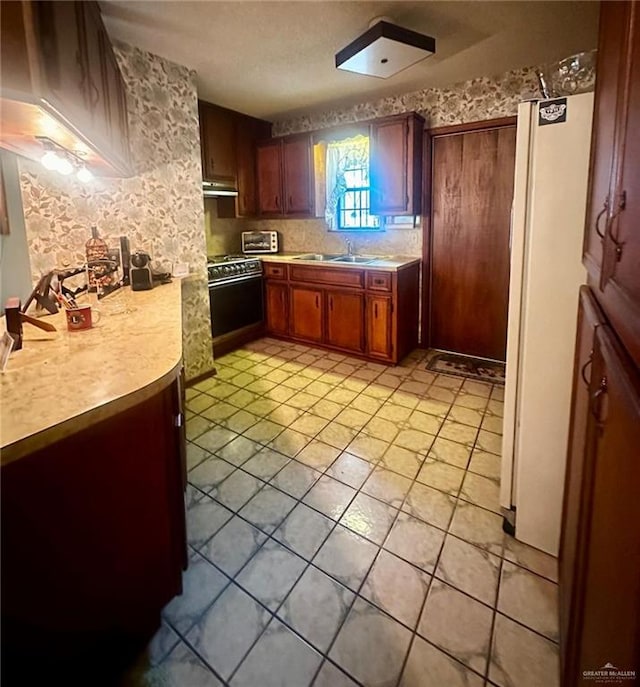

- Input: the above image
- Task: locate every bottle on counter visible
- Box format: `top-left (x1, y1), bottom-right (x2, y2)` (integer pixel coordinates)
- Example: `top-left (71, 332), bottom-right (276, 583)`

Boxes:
top-left (85, 226), bottom-right (108, 292)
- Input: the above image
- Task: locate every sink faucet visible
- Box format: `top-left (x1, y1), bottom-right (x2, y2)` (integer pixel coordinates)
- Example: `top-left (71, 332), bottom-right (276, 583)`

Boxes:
top-left (345, 238), bottom-right (355, 256)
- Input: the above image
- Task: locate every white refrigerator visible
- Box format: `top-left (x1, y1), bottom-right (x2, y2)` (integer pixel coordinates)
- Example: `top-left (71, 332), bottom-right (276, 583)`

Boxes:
top-left (500, 92), bottom-right (594, 556)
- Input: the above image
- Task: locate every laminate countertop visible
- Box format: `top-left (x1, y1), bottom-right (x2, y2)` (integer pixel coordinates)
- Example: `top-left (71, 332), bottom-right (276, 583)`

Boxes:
top-left (259, 253), bottom-right (421, 271)
top-left (0, 279), bottom-right (184, 466)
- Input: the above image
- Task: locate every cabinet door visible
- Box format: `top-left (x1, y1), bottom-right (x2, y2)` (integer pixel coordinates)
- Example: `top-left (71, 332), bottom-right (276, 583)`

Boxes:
top-left (583, 1), bottom-right (631, 276)
top-left (235, 115), bottom-right (258, 217)
top-left (35, 1), bottom-right (88, 130)
top-left (370, 114), bottom-right (423, 216)
top-left (572, 324), bottom-right (640, 682)
top-left (598, 2), bottom-right (640, 368)
top-left (290, 286), bottom-right (323, 343)
top-left (326, 290), bottom-right (365, 353)
top-left (200, 103), bottom-right (236, 181)
top-left (265, 282), bottom-right (289, 336)
top-left (366, 295), bottom-right (393, 360)
top-left (101, 32), bottom-right (130, 167)
top-left (560, 287), bottom-right (606, 683)
top-left (256, 142), bottom-right (283, 215)
top-left (283, 136), bottom-right (313, 216)
top-left (79, 2), bottom-right (110, 146)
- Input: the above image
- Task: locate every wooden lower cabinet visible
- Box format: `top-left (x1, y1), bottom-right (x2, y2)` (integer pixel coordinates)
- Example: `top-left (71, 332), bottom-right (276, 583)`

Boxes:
top-left (263, 261), bottom-right (419, 363)
top-left (326, 290), bottom-right (365, 353)
top-left (290, 286), bottom-right (323, 343)
top-left (265, 282), bottom-right (289, 336)
top-left (366, 294), bottom-right (393, 360)
top-left (561, 287), bottom-right (640, 686)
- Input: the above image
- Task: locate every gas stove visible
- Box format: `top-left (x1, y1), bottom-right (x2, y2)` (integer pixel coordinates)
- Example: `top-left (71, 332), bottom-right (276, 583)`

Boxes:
top-left (207, 255), bottom-right (263, 285)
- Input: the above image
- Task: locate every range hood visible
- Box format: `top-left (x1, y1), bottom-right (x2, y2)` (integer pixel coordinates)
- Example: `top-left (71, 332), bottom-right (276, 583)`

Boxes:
top-left (203, 180), bottom-right (238, 198)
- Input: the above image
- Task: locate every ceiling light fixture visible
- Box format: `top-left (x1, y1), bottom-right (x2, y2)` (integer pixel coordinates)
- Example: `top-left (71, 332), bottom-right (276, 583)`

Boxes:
top-left (76, 165), bottom-right (93, 183)
top-left (335, 18), bottom-right (436, 79)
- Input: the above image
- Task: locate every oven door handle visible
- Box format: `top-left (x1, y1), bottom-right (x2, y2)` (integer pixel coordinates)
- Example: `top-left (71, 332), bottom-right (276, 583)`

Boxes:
top-left (208, 274), bottom-right (263, 288)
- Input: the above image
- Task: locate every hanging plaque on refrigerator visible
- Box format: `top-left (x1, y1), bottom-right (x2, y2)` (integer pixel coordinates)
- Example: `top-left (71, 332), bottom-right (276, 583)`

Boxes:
top-left (538, 98), bottom-right (568, 126)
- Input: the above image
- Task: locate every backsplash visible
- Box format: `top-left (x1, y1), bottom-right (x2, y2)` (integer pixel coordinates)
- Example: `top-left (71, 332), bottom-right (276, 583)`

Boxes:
top-left (272, 65), bottom-right (541, 136)
top-left (18, 43), bottom-right (213, 381)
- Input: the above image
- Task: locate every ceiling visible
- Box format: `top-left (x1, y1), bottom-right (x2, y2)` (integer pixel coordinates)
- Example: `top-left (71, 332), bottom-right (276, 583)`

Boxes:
top-left (100, 1), bottom-right (599, 121)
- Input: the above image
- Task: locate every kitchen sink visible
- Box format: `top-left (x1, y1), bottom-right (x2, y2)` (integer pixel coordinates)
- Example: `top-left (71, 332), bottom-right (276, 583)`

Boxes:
top-left (331, 255), bottom-right (377, 264)
top-left (292, 253), bottom-right (342, 261)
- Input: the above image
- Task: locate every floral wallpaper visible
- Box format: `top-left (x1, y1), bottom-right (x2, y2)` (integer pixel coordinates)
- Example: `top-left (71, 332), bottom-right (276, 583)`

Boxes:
top-left (18, 43), bottom-right (214, 382)
top-left (273, 65), bottom-right (541, 136)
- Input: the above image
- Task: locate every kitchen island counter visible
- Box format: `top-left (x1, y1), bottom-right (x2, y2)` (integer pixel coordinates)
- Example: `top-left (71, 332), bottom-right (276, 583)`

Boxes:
top-left (1, 278), bottom-right (184, 465)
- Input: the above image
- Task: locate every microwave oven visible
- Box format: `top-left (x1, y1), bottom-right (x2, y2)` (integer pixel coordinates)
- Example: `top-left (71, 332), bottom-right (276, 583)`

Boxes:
top-left (241, 231), bottom-right (279, 254)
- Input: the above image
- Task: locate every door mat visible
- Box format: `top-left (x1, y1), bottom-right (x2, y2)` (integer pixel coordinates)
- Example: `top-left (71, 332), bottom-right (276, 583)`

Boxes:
top-left (426, 352), bottom-right (506, 385)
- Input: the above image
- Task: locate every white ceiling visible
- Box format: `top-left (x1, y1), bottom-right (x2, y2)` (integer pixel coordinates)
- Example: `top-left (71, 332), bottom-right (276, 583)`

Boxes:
top-left (100, 1), bottom-right (599, 121)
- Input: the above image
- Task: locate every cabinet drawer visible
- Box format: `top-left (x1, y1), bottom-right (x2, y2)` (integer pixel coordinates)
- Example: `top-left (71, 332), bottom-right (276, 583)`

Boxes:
top-left (290, 265), bottom-right (364, 289)
top-left (263, 263), bottom-right (288, 280)
top-left (366, 271), bottom-right (392, 292)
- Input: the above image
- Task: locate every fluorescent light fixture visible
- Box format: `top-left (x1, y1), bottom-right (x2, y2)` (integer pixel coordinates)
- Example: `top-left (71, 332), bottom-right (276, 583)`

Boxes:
top-left (336, 20), bottom-right (436, 79)
top-left (203, 181), bottom-right (238, 197)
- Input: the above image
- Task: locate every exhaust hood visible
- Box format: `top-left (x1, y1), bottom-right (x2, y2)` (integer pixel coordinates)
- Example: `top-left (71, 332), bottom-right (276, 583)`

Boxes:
top-left (203, 180), bottom-right (238, 198)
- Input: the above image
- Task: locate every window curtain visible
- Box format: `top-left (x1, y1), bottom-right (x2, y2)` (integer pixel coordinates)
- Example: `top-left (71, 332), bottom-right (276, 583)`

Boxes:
top-left (325, 134), bottom-right (370, 229)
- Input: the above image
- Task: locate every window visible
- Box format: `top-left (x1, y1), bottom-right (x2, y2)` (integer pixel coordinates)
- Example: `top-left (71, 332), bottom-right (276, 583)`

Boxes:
top-left (324, 135), bottom-right (381, 232)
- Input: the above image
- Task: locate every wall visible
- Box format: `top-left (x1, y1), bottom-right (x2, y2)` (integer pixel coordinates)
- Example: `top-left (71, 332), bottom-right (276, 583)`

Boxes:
top-left (206, 65), bottom-right (541, 256)
top-left (18, 43), bottom-right (214, 381)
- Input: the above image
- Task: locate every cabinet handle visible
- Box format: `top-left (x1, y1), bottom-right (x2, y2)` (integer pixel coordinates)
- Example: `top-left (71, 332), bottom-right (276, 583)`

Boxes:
top-left (329, 296), bottom-right (333, 311)
top-left (289, 195), bottom-right (293, 208)
top-left (315, 294), bottom-right (319, 308)
top-left (89, 78), bottom-right (100, 108)
top-left (374, 303), bottom-right (378, 318)
top-left (609, 190), bottom-right (626, 261)
top-left (589, 376), bottom-right (608, 429)
top-left (280, 290), bottom-right (284, 305)
top-left (594, 199), bottom-right (608, 240)
top-left (76, 49), bottom-right (86, 92)
top-left (275, 195), bottom-right (279, 209)
top-left (580, 352), bottom-right (593, 387)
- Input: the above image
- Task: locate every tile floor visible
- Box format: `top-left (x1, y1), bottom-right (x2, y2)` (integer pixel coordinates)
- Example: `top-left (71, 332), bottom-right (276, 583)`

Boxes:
top-left (126, 339), bottom-right (560, 687)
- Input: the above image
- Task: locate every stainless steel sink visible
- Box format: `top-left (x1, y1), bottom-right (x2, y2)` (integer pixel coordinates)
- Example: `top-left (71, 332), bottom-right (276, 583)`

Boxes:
top-left (292, 253), bottom-right (342, 261)
top-left (331, 255), bottom-right (377, 264)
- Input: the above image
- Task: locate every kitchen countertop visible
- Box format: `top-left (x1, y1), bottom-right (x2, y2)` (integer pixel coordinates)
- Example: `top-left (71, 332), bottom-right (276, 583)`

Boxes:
top-left (259, 253), bottom-right (421, 271)
top-left (0, 279), bottom-right (184, 466)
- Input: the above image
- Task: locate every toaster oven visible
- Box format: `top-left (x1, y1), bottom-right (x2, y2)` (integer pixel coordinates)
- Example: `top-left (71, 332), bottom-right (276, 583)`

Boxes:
top-left (241, 231), bottom-right (279, 254)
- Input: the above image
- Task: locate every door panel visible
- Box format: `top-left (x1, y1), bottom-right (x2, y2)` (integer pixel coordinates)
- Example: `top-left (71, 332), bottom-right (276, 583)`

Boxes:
top-left (371, 118), bottom-right (407, 214)
top-left (326, 290), bottom-right (364, 353)
top-left (366, 295), bottom-right (392, 360)
top-left (265, 282), bottom-right (288, 336)
top-left (283, 137), bottom-right (312, 215)
top-left (290, 286), bottom-right (323, 343)
top-left (430, 127), bottom-right (516, 360)
top-left (257, 142), bottom-right (282, 215)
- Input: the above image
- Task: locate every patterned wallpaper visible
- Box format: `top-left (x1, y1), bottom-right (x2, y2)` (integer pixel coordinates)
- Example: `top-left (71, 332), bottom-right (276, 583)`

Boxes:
top-left (208, 65), bottom-right (542, 256)
top-left (18, 43), bottom-right (214, 381)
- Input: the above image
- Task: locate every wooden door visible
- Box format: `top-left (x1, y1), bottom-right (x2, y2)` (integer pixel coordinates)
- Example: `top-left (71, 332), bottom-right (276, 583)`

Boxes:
top-left (283, 136), bottom-right (313, 216)
top-left (35, 1), bottom-right (88, 130)
top-left (256, 141), bottom-right (283, 215)
top-left (430, 126), bottom-right (516, 361)
top-left (290, 286), bottom-right (323, 343)
top-left (598, 2), bottom-right (640, 368)
top-left (583, 1), bottom-right (631, 276)
top-left (326, 290), bottom-right (365, 353)
top-left (265, 282), bottom-right (289, 336)
top-left (371, 117), bottom-right (408, 215)
top-left (560, 287), bottom-right (606, 683)
top-left (366, 295), bottom-right (392, 360)
top-left (569, 324), bottom-right (640, 684)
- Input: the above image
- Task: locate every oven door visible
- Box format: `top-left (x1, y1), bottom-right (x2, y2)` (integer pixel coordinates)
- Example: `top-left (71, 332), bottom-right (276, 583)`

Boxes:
top-left (209, 275), bottom-right (264, 338)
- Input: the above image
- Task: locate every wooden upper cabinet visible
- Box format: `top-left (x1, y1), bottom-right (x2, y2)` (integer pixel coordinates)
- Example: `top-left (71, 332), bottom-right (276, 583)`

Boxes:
top-left (585, 0), bottom-right (640, 368)
top-left (326, 290), bottom-right (365, 353)
top-left (0, 1), bottom-right (132, 177)
top-left (370, 112), bottom-right (424, 215)
top-left (283, 136), bottom-right (313, 215)
top-left (256, 134), bottom-right (314, 218)
top-left (256, 141), bottom-right (283, 215)
top-left (235, 114), bottom-right (271, 217)
top-left (199, 102), bottom-right (237, 182)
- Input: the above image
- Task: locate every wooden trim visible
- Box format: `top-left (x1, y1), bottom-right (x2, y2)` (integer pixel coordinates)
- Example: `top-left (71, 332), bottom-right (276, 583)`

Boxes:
top-left (428, 116), bottom-right (517, 138)
top-left (185, 367), bottom-right (217, 387)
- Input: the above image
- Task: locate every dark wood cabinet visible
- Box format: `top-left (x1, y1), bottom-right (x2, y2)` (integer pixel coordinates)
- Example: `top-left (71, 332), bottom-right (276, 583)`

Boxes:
top-left (370, 112), bottom-right (424, 215)
top-left (290, 286), bottom-right (323, 343)
top-left (366, 294), bottom-right (393, 360)
top-left (262, 261), bottom-right (419, 363)
top-left (561, 4), bottom-right (640, 685)
top-left (584, 0), bottom-right (640, 368)
top-left (235, 114), bottom-right (271, 217)
top-left (256, 134), bottom-right (314, 218)
top-left (326, 290), bottom-right (365, 353)
top-left (199, 102), bottom-right (237, 183)
top-left (265, 282), bottom-right (289, 336)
